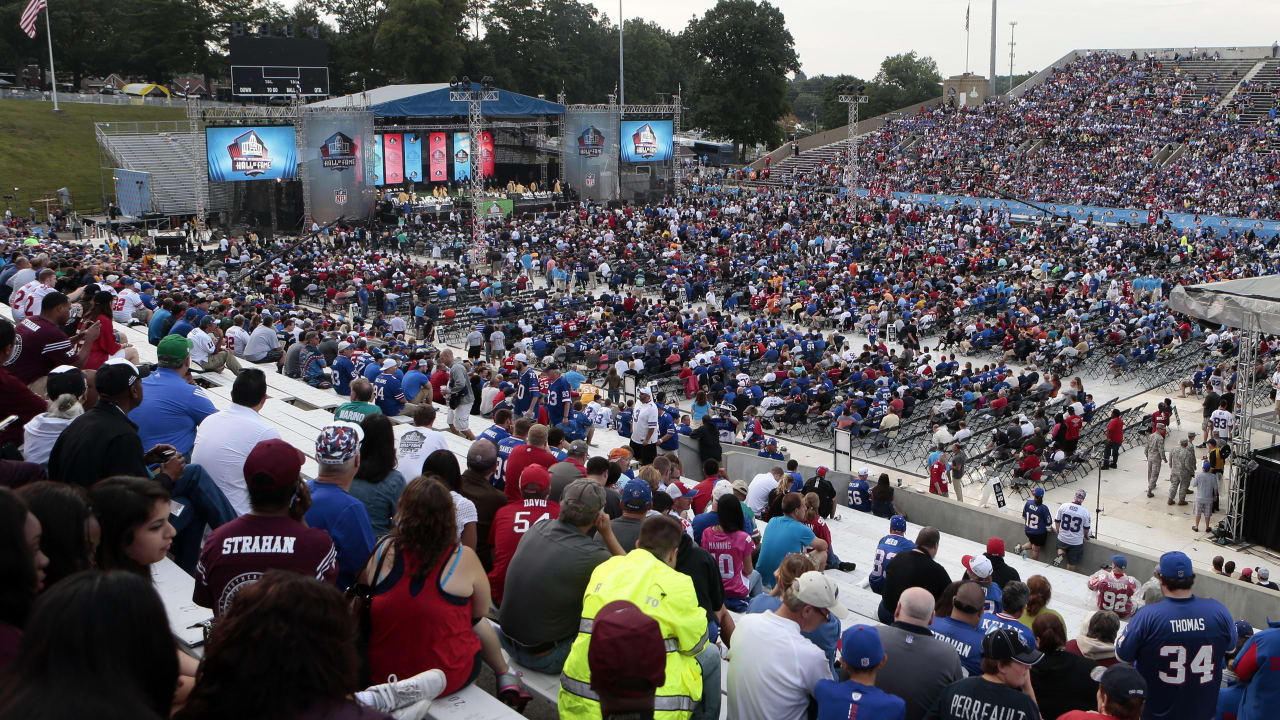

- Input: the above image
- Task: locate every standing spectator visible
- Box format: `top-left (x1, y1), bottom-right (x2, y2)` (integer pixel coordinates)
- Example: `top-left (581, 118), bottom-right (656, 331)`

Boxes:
top-left (1053, 489), bottom-right (1093, 570)
top-left (1018, 487), bottom-right (1053, 561)
top-left (876, 587), bottom-right (965, 720)
top-left (1193, 460), bottom-right (1218, 532)
top-left (629, 385), bottom-right (660, 465)
top-left (304, 424), bottom-right (376, 590)
top-left (1030, 612), bottom-right (1100, 719)
top-left (1104, 408), bottom-right (1124, 469)
top-left (190, 369), bottom-right (281, 516)
top-left (727, 571), bottom-right (847, 720)
top-left (1145, 428), bottom-right (1167, 498)
top-left (441, 348), bottom-right (475, 439)
top-left (948, 443), bottom-right (966, 502)
top-left (1087, 555), bottom-right (1140, 620)
top-left (815, 625), bottom-right (906, 720)
top-left (1065, 610), bottom-right (1123, 668)
top-left (929, 581), bottom-right (988, 676)
top-left (1168, 434), bottom-right (1196, 505)
top-left (1116, 551), bottom-right (1237, 720)
top-left (926, 628), bottom-right (1043, 720)
top-left (878, 526), bottom-right (952, 625)
top-left (193, 439), bottom-right (337, 618)
top-left (756, 493), bottom-right (827, 591)
top-left (560, 515), bottom-right (719, 720)
top-left (499, 479), bottom-right (624, 674)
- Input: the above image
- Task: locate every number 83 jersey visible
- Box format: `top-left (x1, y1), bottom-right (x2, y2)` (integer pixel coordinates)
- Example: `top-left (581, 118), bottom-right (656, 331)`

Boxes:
top-left (1116, 593), bottom-right (1237, 720)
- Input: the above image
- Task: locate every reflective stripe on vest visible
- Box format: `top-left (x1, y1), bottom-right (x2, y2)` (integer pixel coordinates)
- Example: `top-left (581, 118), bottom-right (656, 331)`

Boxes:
top-left (560, 674), bottom-right (696, 713)
top-left (579, 617), bottom-right (681, 653)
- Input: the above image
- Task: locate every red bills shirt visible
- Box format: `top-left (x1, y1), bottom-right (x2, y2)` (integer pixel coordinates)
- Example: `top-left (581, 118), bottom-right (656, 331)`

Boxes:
top-left (194, 514), bottom-right (338, 617)
top-left (487, 498), bottom-right (560, 605)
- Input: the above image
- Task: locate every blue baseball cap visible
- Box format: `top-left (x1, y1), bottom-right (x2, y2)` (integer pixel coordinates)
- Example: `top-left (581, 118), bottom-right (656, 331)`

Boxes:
top-left (839, 624), bottom-right (884, 670)
top-left (1033, 487), bottom-right (1045, 498)
top-left (621, 480), bottom-right (652, 511)
top-left (1111, 555), bottom-right (1127, 570)
top-left (1235, 620), bottom-right (1255, 641)
top-left (1159, 551), bottom-right (1194, 579)
top-left (889, 515), bottom-right (907, 532)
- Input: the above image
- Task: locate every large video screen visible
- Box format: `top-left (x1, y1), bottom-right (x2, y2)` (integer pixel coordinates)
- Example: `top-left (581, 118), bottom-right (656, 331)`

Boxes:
top-left (206, 126), bottom-right (299, 182)
top-left (620, 120), bottom-right (673, 163)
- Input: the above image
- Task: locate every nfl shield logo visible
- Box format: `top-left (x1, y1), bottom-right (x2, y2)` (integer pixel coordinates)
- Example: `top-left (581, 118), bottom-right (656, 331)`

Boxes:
top-left (334, 188), bottom-right (348, 206)
top-left (585, 173), bottom-right (597, 188)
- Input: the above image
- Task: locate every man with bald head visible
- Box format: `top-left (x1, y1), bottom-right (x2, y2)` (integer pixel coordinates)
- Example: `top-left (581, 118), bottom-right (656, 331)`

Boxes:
top-left (930, 582), bottom-right (987, 675)
top-left (459, 437), bottom-right (508, 569)
top-left (875, 587), bottom-right (965, 720)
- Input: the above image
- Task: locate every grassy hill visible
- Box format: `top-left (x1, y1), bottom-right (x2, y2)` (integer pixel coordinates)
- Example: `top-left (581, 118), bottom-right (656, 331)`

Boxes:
top-left (0, 100), bottom-right (187, 216)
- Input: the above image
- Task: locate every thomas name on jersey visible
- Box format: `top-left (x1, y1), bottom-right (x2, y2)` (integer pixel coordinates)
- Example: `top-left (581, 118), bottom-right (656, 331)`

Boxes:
top-left (1170, 618), bottom-right (1207, 633)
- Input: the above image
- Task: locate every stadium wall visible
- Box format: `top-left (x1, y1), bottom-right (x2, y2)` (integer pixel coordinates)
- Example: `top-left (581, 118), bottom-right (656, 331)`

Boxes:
top-left (692, 438), bottom-right (1280, 627)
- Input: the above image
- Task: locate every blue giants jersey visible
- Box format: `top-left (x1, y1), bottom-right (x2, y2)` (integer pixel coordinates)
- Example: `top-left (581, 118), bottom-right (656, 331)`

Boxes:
top-left (868, 534), bottom-right (915, 592)
top-left (847, 479), bottom-right (871, 512)
top-left (1023, 499), bottom-right (1053, 534)
top-left (547, 376), bottom-right (572, 424)
top-left (1235, 625), bottom-right (1280, 720)
top-left (515, 369), bottom-right (540, 414)
top-left (1116, 594), bottom-right (1237, 720)
top-left (815, 679), bottom-right (905, 720)
top-left (493, 436), bottom-right (525, 489)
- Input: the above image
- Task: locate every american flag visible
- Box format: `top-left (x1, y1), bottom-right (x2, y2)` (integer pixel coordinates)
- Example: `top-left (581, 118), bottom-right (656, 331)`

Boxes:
top-left (965, 1), bottom-right (970, 31)
top-left (20, 0), bottom-right (47, 39)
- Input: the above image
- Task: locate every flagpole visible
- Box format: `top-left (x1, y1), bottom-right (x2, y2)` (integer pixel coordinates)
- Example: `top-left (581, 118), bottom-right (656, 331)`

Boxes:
top-left (43, 0), bottom-right (58, 111)
top-left (965, 2), bottom-right (971, 74)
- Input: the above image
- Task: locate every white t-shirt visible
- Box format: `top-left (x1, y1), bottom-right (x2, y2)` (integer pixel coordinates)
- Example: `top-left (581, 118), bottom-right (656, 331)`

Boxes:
top-left (395, 427), bottom-right (449, 479)
top-left (188, 327), bottom-right (217, 364)
top-left (631, 402), bottom-right (660, 445)
top-left (111, 289), bottom-right (143, 324)
top-left (1209, 409), bottom-right (1234, 438)
top-left (745, 473), bottom-right (777, 514)
top-left (1055, 502), bottom-right (1092, 546)
top-left (451, 491), bottom-right (478, 539)
top-left (727, 611), bottom-right (832, 720)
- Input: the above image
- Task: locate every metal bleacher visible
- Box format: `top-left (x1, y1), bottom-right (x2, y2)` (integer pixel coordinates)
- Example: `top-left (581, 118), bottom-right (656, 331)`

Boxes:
top-left (96, 128), bottom-right (202, 214)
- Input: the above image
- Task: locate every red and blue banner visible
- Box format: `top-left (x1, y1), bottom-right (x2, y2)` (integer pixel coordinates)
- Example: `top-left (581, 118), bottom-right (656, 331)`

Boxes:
top-left (403, 133), bottom-right (422, 183)
top-left (478, 130), bottom-right (495, 178)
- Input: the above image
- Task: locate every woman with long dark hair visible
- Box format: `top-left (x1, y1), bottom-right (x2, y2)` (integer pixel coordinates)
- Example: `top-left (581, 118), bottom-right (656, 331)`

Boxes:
top-left (82, 289), bottom-right (139, 370)
top-left (871, 473), bottom-right (899, 518)
top-left (364, 476), bottom-right (531, 710)
top-left (422, 449), bottom-right (477, 550)
top-left (0, 487), bottom-right (49, 669)
top-left (0, 570), bottom-right (178, 720)
top-left (89, 476), bottom-right (174, 578)
top-left (349, 414), bottom-right (406, 536)
top-left (178, 570), bottom-right (440, 720)
top-left (15, 481), bottom-right (96, 587)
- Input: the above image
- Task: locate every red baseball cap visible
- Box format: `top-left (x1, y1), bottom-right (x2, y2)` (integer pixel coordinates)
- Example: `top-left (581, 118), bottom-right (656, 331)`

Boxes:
top-left (588, 600), bottom-right (667, 709)
top-left (243, 439), bottom-right (305, 489)
top-left (986, 537), bottom-right (1006, 557)
top-left (520, 464), bottom-right (551, 494)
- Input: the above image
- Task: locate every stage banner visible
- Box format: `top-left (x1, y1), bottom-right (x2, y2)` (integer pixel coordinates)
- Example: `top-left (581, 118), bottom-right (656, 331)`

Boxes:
top-left (478, 198), bottom-right (514, 219)
top-left (620, 120), bottom-right (673, 163)
top-left (206, 126), bottom-right (298, 182)
top-left (404, 133), bottom-right (423, 183)
top-left (453, 132), bottom-right (471, 182)
top-left (299, 107), bottom-right (375, 224)
top-left (563, 108), bottom-right (618, 201)
top-left (383, 133), bottom-right (404, 184)
top-left (478, 130), bottom-right (495, 178)
top-left (428, 132), bottom-right (447, 182)
top-left (370, 134), bottom-right (385, 186)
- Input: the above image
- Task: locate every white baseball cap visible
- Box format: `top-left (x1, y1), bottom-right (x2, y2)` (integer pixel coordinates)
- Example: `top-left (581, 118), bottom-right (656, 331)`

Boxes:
top-left (792, 571), bottom-right (849, 619)
top-left (711, 479), bottom-right (735, 503)
top-left (963, 554), bottom-right (993, 579)
top-left (514, 353), bottom-right (529, 364)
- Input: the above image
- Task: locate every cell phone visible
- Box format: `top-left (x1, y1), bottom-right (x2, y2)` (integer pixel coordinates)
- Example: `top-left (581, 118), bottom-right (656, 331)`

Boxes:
top-left (0, 416), bottom-right (17, 432)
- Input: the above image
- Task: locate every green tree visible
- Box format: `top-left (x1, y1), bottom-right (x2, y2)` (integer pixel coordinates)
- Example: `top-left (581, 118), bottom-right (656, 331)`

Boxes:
top-left (480, 0), bottom-right (613, 101)
top-left (870, 51), bottom-right (942, 116)
top-left (684, 0), bottom-right (799, 160)
top-left (373, 0), bottom-right (467, 83)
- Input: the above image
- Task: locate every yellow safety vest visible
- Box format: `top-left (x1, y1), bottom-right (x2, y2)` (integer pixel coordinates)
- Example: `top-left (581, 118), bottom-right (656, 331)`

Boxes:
top-left (558, 549), bottom-right (708, 720)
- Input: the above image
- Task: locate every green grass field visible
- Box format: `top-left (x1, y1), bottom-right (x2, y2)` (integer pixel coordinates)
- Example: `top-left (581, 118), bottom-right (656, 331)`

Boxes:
top-left (0, 100), bottom-right (188, 216)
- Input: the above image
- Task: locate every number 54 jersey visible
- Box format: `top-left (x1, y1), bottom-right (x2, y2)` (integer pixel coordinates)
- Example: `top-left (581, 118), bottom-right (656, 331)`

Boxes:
top-left (487, 497), bottom-right (560, 606)
top-left (1116, 594), bottom-right (1237, 720)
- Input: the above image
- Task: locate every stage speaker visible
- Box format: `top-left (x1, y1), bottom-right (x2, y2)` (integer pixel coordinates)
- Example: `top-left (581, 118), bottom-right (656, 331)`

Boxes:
top-left (1245, 447), bottom-right (1280, 551)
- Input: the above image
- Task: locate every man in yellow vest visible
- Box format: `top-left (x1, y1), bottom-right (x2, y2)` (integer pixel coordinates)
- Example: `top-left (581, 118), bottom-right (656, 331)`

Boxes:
top-left (559, 514), bottom-right (719, 720)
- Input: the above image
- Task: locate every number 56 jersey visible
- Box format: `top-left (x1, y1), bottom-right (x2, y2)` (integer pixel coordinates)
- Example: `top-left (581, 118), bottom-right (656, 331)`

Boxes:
top-left (1116, 594), bottom-right (1237, 720)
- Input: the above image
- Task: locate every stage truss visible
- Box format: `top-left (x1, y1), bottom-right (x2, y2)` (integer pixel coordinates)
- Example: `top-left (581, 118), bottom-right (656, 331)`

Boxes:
top-left (564, 87), bottom-right (683, 200)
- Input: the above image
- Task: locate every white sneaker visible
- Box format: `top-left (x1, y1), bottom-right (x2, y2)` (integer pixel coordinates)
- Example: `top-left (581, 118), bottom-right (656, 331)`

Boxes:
top-left (358, 669), bottom-right (448, 719)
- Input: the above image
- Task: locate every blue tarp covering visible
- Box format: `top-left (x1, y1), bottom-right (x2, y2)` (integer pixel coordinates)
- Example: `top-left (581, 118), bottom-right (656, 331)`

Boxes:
top-left (371, 85), bottom-right (564, 118)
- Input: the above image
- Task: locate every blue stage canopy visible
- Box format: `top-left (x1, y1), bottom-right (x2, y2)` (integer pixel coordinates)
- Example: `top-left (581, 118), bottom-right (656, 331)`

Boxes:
top-left (370, 84), bottom-right (564, 118)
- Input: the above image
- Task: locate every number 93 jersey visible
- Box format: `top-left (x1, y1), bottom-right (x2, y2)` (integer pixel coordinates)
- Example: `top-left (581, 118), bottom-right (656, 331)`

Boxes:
top-left (1116, 593), bottom-right (1237, 720)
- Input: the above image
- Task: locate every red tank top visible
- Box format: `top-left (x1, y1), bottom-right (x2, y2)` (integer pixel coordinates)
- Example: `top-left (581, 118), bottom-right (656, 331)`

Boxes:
top-left (367, 545), bottom-right (480, 693)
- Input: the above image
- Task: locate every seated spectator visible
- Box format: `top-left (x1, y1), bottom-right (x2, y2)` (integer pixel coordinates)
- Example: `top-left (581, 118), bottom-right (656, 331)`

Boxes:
top-left (347, 413), bottom-right (406, 537)
top-left (583, 599), bottom-right (668, 719)
top-left (929, 581), bottom-right (987, 676)
top-left (457, 438), bottom-right (509, 570)
top-left (305, 424), bottom-right (376, 590)
top-left (927, 628), bottom-right (1043, 720)
top-left (422, 449), bottom-right (477, 550)
top-left (727, 571), bottom-right (848, 718)
top-left (815, 625), bottom-right (906, 720)
top-left (129, 335), bottom-right (218, 456)
top-left (980, 580), bottom-right (1038, 649)
top-left (363, 476), bottom-right (531, 709)
top-left (1030, 612), bottom-right (1100, 720)
top-left (488, 463), bottom-right (560, 606)
top-left (699, 494), bottom-right (759, 612)
top-left (756, 492), bottom-right (828, 590)
top-left (190, 369), bottom-right (281, 516)
top-left (21, 365), bottom-right (88, 467)
top-left (1055, 664), bottom-right (1148, 720)
top-left (12, 481), bottom-right (90, 590)
top-left (878, 526), bottom-right (951, 625)
top-left (1019, 574), bottom-right (1065, 630)
top-left (499, 478), bottom-right (624, 674)
top-left (0, 318), bottom-right (46, 452)
top-left (747, 553), bottom-right (840, 670)
top-left (188, 315), bottom-right (243, 377)
top-left (0, 487), bottom-right (48, 670)
top-left (875, 587), bottom-right (965, 720)
top-left (1065, 610), bottom-right (1123, 668)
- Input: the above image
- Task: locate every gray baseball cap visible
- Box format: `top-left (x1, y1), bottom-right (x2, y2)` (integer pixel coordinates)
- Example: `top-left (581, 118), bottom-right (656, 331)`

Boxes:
top-left (562, 478), bottom-right (606, 516)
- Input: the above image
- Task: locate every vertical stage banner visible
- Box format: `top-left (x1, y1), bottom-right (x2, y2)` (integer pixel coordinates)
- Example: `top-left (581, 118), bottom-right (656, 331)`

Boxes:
top-left (428, 132), bottom-right (447, 182)
top-left (383, 133), bottom-right (404, 185)
top-left (478, 131), bottom-right (495, 178)
top-left (453, 132), bottom-right (471, 182)
top-left (403, 133), bottom-right (423, 183)
top-left (563, 109), bottom-right (618, 201)
top-left (299, 107), bottom-right (375, 224)
top-left (370, 134), bottom-right (385, 186)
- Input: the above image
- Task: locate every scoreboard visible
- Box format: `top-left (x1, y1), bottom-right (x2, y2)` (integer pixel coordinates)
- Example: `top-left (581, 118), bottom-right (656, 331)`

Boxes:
top-left (229, 37), bottom-right (330, 98)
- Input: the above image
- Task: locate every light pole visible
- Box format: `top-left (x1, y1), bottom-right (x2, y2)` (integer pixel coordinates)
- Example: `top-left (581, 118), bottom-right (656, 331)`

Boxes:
top-left (837, 86), bottom-right (868, 197)
top-left (449, 75), bottom-right (498, 252)
top-left (1007, 21), bottom-right (1017, 95)
top-left (618, 0), bottom-right (625, 106)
